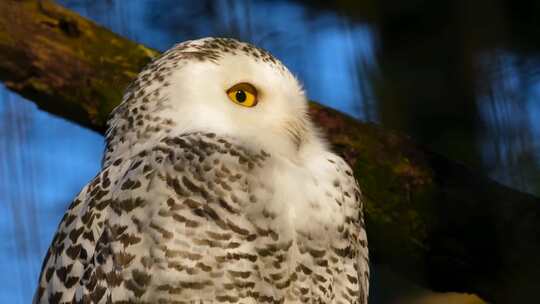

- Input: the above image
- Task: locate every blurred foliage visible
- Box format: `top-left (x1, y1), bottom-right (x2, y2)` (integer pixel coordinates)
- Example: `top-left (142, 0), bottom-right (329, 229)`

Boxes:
top-left (301, 0), bottom-right (540, 195)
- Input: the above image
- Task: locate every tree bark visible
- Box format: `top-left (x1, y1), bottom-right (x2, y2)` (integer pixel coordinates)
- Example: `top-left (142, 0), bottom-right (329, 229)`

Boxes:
top-left (1, 1), bottom-right (539, 303)
top-left (0, 0), bottom-right (158, 132)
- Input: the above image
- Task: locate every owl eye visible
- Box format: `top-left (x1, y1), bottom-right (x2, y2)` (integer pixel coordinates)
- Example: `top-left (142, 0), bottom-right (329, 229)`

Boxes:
top-left (226, 83), bottom-right (258, 107)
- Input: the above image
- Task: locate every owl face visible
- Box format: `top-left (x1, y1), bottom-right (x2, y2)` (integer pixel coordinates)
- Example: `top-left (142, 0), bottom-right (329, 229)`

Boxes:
top-left (159, 38), bottom-right (317, 158)
top-left (105, 38), bottom-right (324, 165)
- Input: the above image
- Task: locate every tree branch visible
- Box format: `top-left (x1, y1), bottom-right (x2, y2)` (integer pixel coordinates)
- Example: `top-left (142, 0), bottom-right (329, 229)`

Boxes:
top-left (1, 1), bottom-right (539, 303)
top-left (0, 0), bottom-right (158, 132)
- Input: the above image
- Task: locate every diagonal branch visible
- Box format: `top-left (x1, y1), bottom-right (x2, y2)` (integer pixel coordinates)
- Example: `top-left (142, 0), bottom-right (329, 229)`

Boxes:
top-left (0, 0), bottom-right (158, 132)
top-left (1, 1), bottom-right (539, 303)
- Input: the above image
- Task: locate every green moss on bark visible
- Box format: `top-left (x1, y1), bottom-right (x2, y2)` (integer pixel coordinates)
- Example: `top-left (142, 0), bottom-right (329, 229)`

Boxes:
top-left (0, 0), bottom-right (159, 132)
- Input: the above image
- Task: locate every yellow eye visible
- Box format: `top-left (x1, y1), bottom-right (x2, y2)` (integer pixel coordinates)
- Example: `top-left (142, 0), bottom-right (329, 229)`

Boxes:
top-left (226, 83), bottom-right (258, 107)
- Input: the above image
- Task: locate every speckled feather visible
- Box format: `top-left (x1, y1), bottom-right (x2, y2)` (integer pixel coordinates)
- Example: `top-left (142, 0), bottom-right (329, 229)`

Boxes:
top-left (35, 38), bottom-right (369, 304)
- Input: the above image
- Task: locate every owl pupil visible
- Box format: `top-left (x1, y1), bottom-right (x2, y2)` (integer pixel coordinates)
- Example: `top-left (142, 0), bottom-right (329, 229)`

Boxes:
top-left (235, 90), bottom-right (247, 103)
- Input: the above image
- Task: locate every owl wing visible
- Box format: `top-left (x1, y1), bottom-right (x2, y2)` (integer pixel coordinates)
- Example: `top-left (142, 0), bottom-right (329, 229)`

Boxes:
top-left (333, 155), bottom-right (370, 303)
top-left (34, 168), bottom-right (111, 303)
top-left (35, 142), bottom-right (171, 303)
top-left (353, 179), bottom-right (370, 303)
top-left (34, 149), bottom-right (143, 304)
top-left (35, 132), bottom-right (267, 303)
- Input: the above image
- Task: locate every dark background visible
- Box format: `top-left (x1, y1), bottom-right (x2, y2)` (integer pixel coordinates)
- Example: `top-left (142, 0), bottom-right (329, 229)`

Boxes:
top-left (1, 0), bottom-right (539, 303)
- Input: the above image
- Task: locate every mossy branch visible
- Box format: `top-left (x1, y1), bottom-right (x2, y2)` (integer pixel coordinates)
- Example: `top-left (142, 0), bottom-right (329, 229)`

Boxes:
top-left (1, 1), bottom-right (539, 303)
top-left (0, 0), bottom-right (158, 132)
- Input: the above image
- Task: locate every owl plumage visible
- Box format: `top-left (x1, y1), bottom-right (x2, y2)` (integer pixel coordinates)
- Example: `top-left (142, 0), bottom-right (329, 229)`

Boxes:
top-left (35, 38), bottom-right (369, 304)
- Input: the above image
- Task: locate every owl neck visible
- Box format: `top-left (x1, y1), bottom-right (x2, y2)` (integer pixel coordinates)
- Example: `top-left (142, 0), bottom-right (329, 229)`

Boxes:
top-left (102, 128), bottom-right (326, 170)
top-left (102, 103), bottom-right (328, 167)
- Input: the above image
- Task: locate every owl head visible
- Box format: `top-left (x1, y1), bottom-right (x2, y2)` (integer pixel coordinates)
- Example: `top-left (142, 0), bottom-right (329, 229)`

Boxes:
top-left (103, 37), bottom-right (325, 166)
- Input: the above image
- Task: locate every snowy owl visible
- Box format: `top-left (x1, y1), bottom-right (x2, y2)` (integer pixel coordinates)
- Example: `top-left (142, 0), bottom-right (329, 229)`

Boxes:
top-left (35, 37), bottom-right (369, 304)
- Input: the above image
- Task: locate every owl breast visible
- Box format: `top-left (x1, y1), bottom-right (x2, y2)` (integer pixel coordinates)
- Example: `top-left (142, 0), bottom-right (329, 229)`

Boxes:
top-left (47, 132), bottom-right (364, 304)
top-left (114, 132), bottom-right (364, 303)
